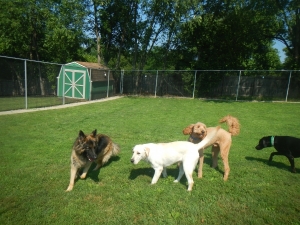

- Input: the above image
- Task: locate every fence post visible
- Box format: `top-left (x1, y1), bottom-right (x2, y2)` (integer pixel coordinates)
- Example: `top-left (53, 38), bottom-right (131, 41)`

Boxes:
top-left (235, 70), bottom-right (241, 101)
top-left (120, 69), bottom-right (124, 94)
top-left (62, 65), bottom-right (65, 105)
top-left (24, 59), bottom-right (28, 109)
top-left (193, 70), bottom-right (197, 99)
top-left (155, 70), bottom-right (158, 97)
top-left (89, 68), bottom-right (92, 101)
top-left (285, 71), bottom-right (292, 102)
top-left (107, 70), bottom-right (110, 98)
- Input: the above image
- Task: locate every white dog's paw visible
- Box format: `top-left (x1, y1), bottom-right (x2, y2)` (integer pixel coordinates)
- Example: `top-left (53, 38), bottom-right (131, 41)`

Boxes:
top-left (187, 182), bottom-right (194, 191)
top-left (173, 179), bottom-right (179, 183)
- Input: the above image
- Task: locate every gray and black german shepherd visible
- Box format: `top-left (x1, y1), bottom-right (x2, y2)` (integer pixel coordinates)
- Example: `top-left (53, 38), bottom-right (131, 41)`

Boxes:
top-left (66, 129), bottom-right (120, 191)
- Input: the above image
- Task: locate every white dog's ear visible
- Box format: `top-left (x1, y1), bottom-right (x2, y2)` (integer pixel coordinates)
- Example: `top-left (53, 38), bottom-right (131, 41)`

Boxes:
top-left (144, 147), bottom-right (150, 157)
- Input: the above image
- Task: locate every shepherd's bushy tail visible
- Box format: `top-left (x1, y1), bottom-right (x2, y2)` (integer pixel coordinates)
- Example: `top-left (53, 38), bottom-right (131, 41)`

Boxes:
top-left (219, 115), bottom-right (240, 136)
top-left (112, 143), bottom-right (120, 156)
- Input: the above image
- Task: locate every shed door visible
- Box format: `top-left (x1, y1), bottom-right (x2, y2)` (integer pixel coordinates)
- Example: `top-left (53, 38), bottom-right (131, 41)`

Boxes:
top-left (64, 69), bottom-right (86, 99)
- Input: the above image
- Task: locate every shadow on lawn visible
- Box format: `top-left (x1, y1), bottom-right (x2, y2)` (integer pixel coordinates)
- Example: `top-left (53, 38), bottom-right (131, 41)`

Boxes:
top-left (128, 153), bottom-right (224, 182)
top-left (245, 156), bottom-right (291, 172)
top-left (128, 167), bottom-right (191, 190)
top-left (76, 156), bottom-right (121, 183)
top-left (128, 167), bottom-right (179, 181)
top-left (201, 153), bottom-right (225, 176)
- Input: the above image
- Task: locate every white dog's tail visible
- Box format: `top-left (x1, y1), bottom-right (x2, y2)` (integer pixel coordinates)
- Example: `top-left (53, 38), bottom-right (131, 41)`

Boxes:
top-left (195, 126), bottom-right (220, 150)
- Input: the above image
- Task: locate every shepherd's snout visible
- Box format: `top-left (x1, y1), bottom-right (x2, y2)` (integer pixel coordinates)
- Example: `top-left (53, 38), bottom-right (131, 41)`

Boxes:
top-left (130, 158), bottom-right (134, 163)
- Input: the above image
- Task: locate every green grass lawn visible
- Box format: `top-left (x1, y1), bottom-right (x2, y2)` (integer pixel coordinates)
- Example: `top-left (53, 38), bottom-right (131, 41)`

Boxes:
top-left (0, 97), bottom-right (300, 224)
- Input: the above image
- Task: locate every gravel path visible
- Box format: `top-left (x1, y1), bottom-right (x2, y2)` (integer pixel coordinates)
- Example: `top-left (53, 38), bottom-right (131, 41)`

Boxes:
top-left (0, 96), bottom-right (123, 116)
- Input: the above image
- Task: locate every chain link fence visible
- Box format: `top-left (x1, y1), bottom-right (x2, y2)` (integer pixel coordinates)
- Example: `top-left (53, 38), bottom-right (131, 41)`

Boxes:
top-left (113, 69), bottom-right (300, 101)
top-left (0, 56), bottom-right (78, 111)
top-left (1, 56), bottom-right (300, 112)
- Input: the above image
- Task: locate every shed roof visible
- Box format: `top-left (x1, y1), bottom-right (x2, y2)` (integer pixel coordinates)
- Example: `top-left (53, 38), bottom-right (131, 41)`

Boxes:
top-left (75, 61), bottom-right (109, 70)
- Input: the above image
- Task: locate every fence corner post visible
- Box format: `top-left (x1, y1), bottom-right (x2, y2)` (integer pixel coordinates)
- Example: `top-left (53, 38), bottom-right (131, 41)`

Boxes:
top-left (155, 70), bottom-right (158, 98)
top-left (89, 68), bottom-right (92, 101)
top-left (107, 70), bottom-right (110, 98)
top-left (120, 70), bottom-right (124, 94)
top-left (24, 59), bottom-right (28, 109)
top-left (236, 70), bottom-right (241, 101)
top-left (285, 71), bottom-right (292, 102)
top-left (62, 65), bottom-right (65, 105)
top-left (193, 70), bottom-right (197, 99)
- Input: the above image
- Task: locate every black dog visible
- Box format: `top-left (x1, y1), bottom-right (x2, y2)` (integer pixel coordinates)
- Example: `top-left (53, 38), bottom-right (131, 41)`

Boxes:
top-left (255, 136), bottom-right (300, 173)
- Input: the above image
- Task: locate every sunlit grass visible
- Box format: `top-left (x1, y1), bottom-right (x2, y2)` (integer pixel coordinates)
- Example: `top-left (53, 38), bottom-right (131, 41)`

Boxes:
top-left (0, 97), bottom-right (300, 224)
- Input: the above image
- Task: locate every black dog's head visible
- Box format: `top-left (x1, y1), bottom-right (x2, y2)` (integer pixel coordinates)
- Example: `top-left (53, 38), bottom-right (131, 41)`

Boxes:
top-left (255, 137), bottom-right (271, 150)
top-left (76, 129), bottom-right (98, 161)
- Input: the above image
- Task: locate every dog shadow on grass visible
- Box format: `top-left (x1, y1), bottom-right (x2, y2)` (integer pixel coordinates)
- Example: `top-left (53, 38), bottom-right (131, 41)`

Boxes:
top-left (128, 154), bottom-right (224, 184)
top-left (202, 153), bottom-right (225, 174)
top-left (129, 167), bottom-right (190, 189)
top-left (129, 167), bottom-right (180, 180)
top-left (77, 156), bottom-right (121, 183)
top-left (245, 156), bottom-right (291, 172)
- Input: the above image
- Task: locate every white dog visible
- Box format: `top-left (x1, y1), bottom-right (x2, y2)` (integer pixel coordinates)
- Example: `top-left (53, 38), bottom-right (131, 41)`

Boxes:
top-left (130, 127), bottom-right (219, 191)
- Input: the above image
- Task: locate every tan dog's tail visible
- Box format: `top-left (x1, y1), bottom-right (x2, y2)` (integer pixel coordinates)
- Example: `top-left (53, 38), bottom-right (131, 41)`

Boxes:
top-left (219, 115), bottom-right (240, 136)
top-left (112, 143), bottom-right (120, 156)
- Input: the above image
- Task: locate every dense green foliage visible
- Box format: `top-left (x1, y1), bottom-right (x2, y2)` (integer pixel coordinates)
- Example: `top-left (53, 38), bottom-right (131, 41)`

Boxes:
top-left (0, 0), bottom-right (87, 63)
top-left (1, 97), bottom-right (300, 224)
top-left (0, 0), bottom-right (299, 69)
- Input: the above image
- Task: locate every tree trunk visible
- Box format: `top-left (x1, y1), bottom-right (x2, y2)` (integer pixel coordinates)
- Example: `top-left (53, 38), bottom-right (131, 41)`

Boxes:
top-left (97, 34), bottom-right (101, 65)
top-left (295, 8), bottom-right (300, 69)
top-left (93, 0), bottom-right (101, 65)
top-left (133, 1), bottom-right (138, 70)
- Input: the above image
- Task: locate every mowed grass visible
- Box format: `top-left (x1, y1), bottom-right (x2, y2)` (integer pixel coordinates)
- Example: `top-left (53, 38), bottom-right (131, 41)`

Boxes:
top-left (0, 96), bottom-right (300, 224)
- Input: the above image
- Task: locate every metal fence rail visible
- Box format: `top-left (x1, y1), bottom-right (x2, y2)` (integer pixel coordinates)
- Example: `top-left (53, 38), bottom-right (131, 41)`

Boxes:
top-left (112, 69), bottom-right (300, 101)
top-left (1, 55), bottom-right (300, 112)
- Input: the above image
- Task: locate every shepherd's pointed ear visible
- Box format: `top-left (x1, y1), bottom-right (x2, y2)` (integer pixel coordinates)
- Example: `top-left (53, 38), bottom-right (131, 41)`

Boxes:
top-left (145, 147), bottom-right (150, 157)
top-left (78, 130), bottom-right (85, 140)
top-left (92, 129), bottom-right (97, 137)
top-left (79, 130), bottom-right (85, 137)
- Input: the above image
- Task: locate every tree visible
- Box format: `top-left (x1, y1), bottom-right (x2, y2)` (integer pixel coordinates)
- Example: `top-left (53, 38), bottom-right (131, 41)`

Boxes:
top-left (0, 0), bottom-right (44, 60)
top-left (173, 0), bottom-right (282, 70)
top-left (0, 0), bottom-right (87, 63)
top-left (99, 0), bottom-right (136, 68)
top-left (85, 0), bottom-right (106, 65)
top-left (42, 0), bottom-right (87, 63)
top-left (273, 0), bottom-right (300, 69)
top-left (0, 0), bottom-right (87, 96)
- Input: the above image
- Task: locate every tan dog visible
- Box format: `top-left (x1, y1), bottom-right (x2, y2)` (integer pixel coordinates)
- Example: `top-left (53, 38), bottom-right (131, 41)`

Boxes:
top-left (182, 115), bottom-right (240, 181)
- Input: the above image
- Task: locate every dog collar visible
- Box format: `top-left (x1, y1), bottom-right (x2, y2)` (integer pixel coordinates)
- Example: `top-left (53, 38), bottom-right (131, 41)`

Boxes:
top-left (190, 136), bottom-right (201, 142)
top-left (271, 136), bottom-right (275, 146)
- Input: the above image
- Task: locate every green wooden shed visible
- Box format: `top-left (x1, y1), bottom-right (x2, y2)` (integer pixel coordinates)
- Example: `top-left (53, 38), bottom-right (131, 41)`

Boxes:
top-left (57, 61), bottom-right (114, 100)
